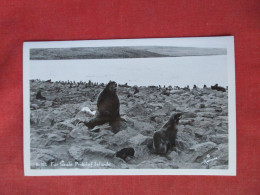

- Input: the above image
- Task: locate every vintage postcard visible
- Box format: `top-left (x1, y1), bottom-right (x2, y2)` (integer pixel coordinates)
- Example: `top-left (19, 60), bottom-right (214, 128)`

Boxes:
top-left (23, 36), bottom-right (236, 176)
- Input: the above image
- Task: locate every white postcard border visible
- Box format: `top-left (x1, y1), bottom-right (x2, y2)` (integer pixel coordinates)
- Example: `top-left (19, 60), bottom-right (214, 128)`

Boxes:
top-left (23, 36), bottom-right (236, 176)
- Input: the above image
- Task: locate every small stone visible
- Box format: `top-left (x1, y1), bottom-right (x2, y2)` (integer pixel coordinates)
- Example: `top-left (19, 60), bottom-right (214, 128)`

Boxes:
top-left (168, 151), bottom-right (179, 159)
top-left (200, 104), bottom-right (205, 108)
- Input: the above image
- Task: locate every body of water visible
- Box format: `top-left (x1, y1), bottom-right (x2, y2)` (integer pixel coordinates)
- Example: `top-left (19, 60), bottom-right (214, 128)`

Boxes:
top-left (30, 55), bottom-right (227, 87)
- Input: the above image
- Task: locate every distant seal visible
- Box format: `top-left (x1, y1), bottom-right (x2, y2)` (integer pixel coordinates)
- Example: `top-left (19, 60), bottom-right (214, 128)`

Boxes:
top-left (161, 89), bottom-right (170, 96)
top-left (36, 90), bottom-right (46, 100)
top-left (211, 84), bottom-right (226, 92)
top-left (116, 147), bottom-right (135, 160)
top-left (84, 81), bottom-right (120, 129)
top-left (153, 113), bottom-right (182, 155)
top-left (133, 86), bottom-right (139, 94)
top-left (183, 85), bottom-right (190, 91)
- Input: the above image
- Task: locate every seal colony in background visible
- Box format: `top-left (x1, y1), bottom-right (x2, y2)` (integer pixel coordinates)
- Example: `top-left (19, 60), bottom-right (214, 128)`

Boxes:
top-left (33, 80), bottom-right (228, 160)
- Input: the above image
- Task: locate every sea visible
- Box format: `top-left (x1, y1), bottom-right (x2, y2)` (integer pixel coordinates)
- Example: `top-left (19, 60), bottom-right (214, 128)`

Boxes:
top-left (30, 55), bottom-right (228, 88)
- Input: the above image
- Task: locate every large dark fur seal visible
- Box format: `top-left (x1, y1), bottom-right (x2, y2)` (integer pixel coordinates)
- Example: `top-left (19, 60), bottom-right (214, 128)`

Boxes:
top-left (153, 113), bottom-right (182, 155)
top-left (84, 81), bottom-right (121, 129)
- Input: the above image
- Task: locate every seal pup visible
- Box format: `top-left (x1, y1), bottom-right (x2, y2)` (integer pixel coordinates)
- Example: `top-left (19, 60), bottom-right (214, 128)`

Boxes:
top-left (153, 113), bottom-right (182, 155)
top-left (84, 81), bottom-right (121, 129)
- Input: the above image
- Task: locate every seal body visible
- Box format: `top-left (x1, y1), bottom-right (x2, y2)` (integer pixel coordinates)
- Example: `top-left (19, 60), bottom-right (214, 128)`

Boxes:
top-left (97, 81), bottom-right (120, 119)
top-left (153, 113), bottom-right (182, 155)
top-left (84, 81), bottom-right (120, 129)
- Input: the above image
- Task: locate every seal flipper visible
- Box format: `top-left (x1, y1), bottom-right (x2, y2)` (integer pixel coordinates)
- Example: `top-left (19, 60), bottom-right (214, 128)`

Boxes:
top-left (84, 117), bottom-right (108, 129)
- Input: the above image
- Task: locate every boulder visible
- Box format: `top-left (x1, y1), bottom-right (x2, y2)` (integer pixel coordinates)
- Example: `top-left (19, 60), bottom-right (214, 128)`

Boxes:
top-left (208, 134), bottom-right (228, 144)
top-left (128, 134), bottom-right (151, 146)
top-left (136, 158), bottom-right (178, 169)
top-left (68, 146), bottom-right (85, 161)
top-left (45, 133), bottom-right (66, 146)
top-left (54, 121), bottom-right (74, 131)
top-left (209, 144), bottom-right (228, 166)
top-left (183, 112), bottom-right (197, 118)
top-left (44, 101), bottom-right (53, 107)
top-left (189, 142), bottom-right (217, 163)
top-left (127, 103), bottom-right (147, 117)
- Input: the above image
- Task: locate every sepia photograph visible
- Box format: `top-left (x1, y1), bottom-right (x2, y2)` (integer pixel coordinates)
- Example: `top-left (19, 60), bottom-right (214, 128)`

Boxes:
top-left (23, 37), bottom-right (236, 175)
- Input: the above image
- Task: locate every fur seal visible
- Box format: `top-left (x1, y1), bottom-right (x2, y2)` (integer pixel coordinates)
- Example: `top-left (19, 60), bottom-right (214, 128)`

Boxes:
top-left (153, 113), bottom-right (182, 155)
top-left (211, 84), bottom-right (226, 92)
top-left (36, 90), bottom-right (46, 100)
top-left (133, 86), bottom-right (139, 94)
top-left (116, 147), bottom-right (135, 160)
top-left (84, 81), bottom-right (120, 129)
top-left (183, 85), bottom-right (190, 91)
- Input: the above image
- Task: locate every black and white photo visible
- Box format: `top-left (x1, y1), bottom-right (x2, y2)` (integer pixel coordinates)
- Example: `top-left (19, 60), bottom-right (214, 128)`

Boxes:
top-left (23, 37), bottom-right (236, 175)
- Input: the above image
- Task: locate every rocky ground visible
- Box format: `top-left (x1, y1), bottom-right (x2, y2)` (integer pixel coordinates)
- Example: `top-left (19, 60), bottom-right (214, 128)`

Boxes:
top-left (30, 80), bottom-right (228, 169)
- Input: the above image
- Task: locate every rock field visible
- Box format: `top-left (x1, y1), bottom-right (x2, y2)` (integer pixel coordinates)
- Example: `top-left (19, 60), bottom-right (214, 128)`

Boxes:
top-left (30, 80), bottom-right (228, 169)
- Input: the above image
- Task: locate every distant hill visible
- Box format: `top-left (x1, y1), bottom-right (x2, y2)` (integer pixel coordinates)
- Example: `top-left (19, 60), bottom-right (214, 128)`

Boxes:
top-left (30, 46), bottom-right (227, 60)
